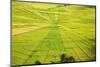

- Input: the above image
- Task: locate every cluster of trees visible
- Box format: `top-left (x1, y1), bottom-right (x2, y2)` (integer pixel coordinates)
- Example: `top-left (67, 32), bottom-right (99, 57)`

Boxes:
top-left (34, 54), bottom-right (75, 65)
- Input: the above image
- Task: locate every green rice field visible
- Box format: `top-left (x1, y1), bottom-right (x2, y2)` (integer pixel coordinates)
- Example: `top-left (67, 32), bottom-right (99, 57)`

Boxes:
top-left (12, 1), bottom-right (96, 66)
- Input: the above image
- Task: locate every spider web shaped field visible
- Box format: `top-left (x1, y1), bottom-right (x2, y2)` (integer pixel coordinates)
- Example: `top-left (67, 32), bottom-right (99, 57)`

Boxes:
top-left (12, 1), bottom-right (96, 66)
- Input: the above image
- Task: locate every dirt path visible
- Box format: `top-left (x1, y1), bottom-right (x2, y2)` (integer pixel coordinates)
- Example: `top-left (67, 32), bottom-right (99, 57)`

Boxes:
top-left (12, 24), bottom-right (50, 36)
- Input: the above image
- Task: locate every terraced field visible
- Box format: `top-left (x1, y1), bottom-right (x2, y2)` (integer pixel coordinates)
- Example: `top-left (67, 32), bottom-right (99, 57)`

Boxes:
top-left (12, 1), bottom-right (96, 66)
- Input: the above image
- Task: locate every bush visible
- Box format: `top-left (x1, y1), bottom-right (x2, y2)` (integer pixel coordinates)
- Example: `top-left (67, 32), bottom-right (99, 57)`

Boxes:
top-left (34, 60), bottom-right (41, 65)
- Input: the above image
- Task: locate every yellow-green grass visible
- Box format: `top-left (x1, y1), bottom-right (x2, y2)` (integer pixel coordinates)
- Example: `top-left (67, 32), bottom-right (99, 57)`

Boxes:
top-left (12, 1), bottom-right (96, 65)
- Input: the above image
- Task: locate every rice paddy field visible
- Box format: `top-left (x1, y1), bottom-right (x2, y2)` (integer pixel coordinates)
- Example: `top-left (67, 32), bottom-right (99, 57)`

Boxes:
top-left (12, 1), bottom-right (96, 66)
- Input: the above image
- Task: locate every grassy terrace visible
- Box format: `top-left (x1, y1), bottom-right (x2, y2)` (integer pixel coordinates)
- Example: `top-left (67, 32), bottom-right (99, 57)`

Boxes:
top-left (12, 1), bottom-right (96, 66)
